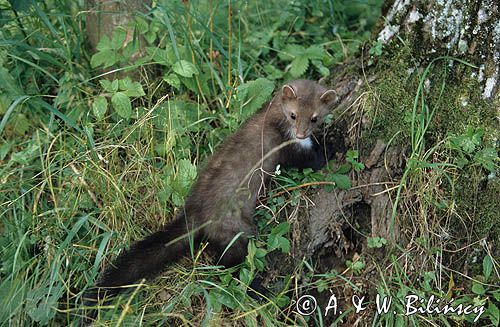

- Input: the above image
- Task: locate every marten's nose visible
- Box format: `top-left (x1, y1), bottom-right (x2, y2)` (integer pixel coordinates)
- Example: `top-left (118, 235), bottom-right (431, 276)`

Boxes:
top-left (296, 133), bottom-right (306, 139)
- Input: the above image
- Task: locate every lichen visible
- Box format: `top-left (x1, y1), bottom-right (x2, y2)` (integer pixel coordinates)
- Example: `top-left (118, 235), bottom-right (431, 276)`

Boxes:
top-left (362, 37), bottom-right (499, 242)
top-left (377, 24), bottom-right (400, 43)
top-left (408, 8), bottom-right (422, 23)
top-left (376, 0), bottom-right (409, 44)
top-left (483, 71), bottom-right (498, 99)
top-left (379, 0), bottom-right (499, 99)
top-left (423, 0), bottom-right (464, 49)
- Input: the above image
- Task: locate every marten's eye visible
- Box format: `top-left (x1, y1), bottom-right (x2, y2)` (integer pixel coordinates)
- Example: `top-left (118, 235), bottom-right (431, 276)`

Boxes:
top-left (290, 113), bottom-right (296, 120)
top-left (311, 116), bottom-right (318, 123)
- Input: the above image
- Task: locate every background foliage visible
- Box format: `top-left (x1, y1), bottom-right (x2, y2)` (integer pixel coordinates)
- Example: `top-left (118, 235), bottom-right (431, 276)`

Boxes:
top-left (1, 0), bottom-right (498, 326)
top-left (0, 0), bottom-right (383, 325)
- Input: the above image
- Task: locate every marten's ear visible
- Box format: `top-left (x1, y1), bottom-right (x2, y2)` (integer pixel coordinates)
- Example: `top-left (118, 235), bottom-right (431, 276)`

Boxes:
top-left (320, 89), bottom-right (337, 105)
top-left (282, 84), bottom-right (297, 100)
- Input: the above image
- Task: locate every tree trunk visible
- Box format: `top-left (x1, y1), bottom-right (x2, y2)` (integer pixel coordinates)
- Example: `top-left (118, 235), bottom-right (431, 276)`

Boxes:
top-left (86, 0), bottom-right (152, 77)
top-left (268, 0), bottom-right (499, 324)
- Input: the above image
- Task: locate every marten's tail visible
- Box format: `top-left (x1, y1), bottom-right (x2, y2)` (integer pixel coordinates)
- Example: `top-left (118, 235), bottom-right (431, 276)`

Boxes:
top-left (80, 214), bottom-right (200, 325)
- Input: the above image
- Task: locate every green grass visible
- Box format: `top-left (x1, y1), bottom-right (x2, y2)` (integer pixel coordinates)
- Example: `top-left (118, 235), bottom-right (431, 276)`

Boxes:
top-left (1, 0), bottom-right (499, 326)
top-left (0, 0), bottom-right (383, 325)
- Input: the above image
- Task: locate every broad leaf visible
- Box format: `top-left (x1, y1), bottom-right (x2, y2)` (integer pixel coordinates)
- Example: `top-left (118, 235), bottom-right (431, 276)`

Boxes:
top-left (163, 73), bottom-right (181, 89)
top-left (111, 92), bottom-right (132, 119)
top-left (92, 96), bottom-right (108, 120)
top-left (236, 78), bottom-right (275, 119)
top-left (172, 60), bottom-right (199, 77)
top-left (290, 55), bottom-right (309, 77)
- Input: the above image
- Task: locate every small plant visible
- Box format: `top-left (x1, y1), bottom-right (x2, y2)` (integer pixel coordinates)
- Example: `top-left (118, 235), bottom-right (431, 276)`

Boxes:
top-left (367, 236), bottom-right (387, 248)
top-left (346, 258), bottom-right (366, 275)
top-left (447, 126), bottom-right (498, 172)
top-left (94, 77), bottom-right (146, 120)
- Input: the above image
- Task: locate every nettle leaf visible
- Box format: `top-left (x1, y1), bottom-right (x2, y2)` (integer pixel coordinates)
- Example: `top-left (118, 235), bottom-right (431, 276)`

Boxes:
top-left (177, 159), bottom-right (197, 191)
top-left (134, 16), bottom-right (149, 34)
top-left (279, 44), bottom-right (305, 60)
top-left (92, 96), bottom-right (108, 120)
top-left (305, 45), bottom-right (325, 59)
top-left (111, 92), bottom-right (132, 119)
top-left (290, 55), bottom-right (309, 77)
top-left (312, 59), bottom-right (330, 76)
top-left (335, 163), bottom-right (351, 174)
top-left (26, 284), bottom-right (63, 324)
top-left (236, 78), bottom-right (275, 119)
top-left (239, 267), bottom-right (252, 285)
top-left (172, 60), bottom-right (199, 78)
top-left (146, 47), bottom-right (169, 65)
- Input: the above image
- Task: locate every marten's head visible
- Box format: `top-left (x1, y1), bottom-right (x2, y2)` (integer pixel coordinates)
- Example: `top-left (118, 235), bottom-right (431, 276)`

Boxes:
top-left (280, 80), bottom-right (337, 140)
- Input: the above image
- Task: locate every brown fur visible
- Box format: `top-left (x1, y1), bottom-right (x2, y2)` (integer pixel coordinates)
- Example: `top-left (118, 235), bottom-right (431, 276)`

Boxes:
top-left (80, 80), bottom-right (337, 324)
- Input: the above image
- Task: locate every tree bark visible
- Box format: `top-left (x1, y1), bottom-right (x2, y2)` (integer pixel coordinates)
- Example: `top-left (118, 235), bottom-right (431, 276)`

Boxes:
top-left (268, 0), bottom-right (499, 323)
top-left (86, 0), bottom-right (152, 76)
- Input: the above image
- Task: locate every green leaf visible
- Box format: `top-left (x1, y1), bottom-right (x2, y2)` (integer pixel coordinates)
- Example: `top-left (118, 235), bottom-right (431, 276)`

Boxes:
top-left (475, 147), bottom-right (498, 172)
top-left (277, 236), bottom-right (290, 253)
top-left (0, 67), bottom-right (23, 96)
top-left (12, 113), bottom-right (30, 135)
top-left (459, 134), bottom-right (479, 153)
top-left (304, 45), bottom-right (325, 59)
top-left (275, 295), bottom-right (290, 308)
top-left (0, 142), bottom-right (11, 160)
top-left (211, 289), bottom-right (238, 310)
top-left (255, 248), bottom-right (267, 258)
top-left (335, 164), bottom-right (351, 174)
top-left (236, 78), bottom-right (275, 119)
top-left (119, 78), bottom-right (145, 97)
top-left (110, 28), bottom-right (127, 50)
top-left (329, 174), bottom-right (351, 190)
top-left (472, 283), bottom-right (486, 295)
top-left (99, 79), bottom-right (119, 93)
top-left (90, 49), bottom-right (117, 68)
top-left (177, 159), bottom-right (197, 190)
top-left (346, 260), bottom-right (365, 275)
top-left (311, 59), bottom-right (330, 76)
top-left (92, 96), bottom-right (108, 120)
top-left (279, 44), bottom-right (305, 60)
top-left (172, 60), bottom-right (199, 77)
top-left (96, 35), bottom-right (111, 51)
top-left (489, 302), bottom-right (499, 326)
top-left (290, 55), bottom-right (309, 77)
top-left (272, 222), bottom-right (290, 236)
top-left (367, 237), bottom-right (387, 248)
top-left (163, 73), bottom-right (181, 89)
top-left (111, 92), bottom-right (132, 119)
top-left (483, 255), bottom-right (493, 281)
top-left (239, 267), bottom-right (252, 285)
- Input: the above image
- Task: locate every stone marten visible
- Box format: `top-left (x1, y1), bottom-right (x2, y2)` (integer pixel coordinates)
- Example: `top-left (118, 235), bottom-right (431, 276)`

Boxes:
top-left (81, 79), bottom-right (338, 323)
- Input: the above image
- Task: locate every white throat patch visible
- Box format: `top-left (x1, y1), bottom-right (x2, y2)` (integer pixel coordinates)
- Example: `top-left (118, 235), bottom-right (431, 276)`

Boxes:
top-left (298, 137), bottom-right (313, 149)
